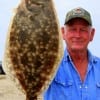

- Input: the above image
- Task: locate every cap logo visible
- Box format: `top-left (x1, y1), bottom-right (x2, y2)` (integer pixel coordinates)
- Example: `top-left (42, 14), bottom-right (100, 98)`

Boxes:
top-left (73, 8), bottom-right (85, 16)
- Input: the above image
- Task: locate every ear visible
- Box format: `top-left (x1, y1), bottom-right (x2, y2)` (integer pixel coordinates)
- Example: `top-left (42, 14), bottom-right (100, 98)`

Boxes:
top-left (90, 28), bottom-right (95, 41)
top-left (61, 26), bottom-right (65, 40)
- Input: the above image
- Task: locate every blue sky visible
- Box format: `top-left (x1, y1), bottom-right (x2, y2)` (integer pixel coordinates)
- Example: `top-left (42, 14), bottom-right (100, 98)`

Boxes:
top-left (0, 0), bottom-right (100, 61)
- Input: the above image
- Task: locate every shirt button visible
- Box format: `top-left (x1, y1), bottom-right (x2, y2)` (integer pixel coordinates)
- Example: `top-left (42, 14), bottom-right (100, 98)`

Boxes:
top-left (62, 83), bottom-right (66, 85)
top-left (79, 86), bottom-right (82, 88)
top-left (85, 86), bottom-right (88, 89)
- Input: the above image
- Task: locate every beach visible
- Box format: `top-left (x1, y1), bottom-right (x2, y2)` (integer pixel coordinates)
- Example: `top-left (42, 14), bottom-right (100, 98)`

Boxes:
top-left (0, 75), bottom-right (25, 100)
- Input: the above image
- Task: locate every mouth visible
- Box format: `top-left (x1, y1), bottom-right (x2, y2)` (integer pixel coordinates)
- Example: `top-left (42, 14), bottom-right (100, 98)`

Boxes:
top-left (72, 40), bottom-right (83, 44)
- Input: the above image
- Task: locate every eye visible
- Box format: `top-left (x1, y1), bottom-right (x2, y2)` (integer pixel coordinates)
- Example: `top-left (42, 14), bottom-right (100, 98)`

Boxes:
top-left (69, 28), bottom-right (76, 32)
top-left (80, 28), bottom-right (88, 33)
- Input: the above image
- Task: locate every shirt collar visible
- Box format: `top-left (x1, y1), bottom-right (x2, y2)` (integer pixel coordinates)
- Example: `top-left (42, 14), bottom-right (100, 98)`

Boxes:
top-left (88, 50), bottom-right (98, 64)
top-left (63, 49), bottom-right (97, 64)
top-left (63, 49), bottom-right (71, 62)
top-left (54, 49), bottom-right (99, 85)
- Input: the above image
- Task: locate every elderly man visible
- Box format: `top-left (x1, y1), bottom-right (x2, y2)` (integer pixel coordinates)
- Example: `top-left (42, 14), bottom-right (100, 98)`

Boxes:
top-left (44, 7), bottom-right (100, 100)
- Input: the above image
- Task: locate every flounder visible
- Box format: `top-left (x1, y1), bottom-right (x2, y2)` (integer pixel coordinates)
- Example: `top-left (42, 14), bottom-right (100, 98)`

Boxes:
top-left (3, 0), bottom-right (63, 100)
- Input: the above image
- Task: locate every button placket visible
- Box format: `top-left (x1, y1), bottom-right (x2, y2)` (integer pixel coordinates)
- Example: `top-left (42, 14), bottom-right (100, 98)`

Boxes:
top-left (79, 84), bottom-right (88, 100)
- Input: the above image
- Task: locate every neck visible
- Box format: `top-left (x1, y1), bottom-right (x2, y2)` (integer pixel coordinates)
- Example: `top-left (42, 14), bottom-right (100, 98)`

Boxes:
top-left (68, 49), bottom-right (88, 62)
top-left (67, 49), bottom-right (88, 82)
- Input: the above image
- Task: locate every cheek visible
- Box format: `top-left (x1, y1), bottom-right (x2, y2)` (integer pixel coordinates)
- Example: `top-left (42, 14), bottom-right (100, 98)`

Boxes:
top-left (85, 34), bottom-right (93, 42)
top-left (63, 33), bottom-right (71, 40)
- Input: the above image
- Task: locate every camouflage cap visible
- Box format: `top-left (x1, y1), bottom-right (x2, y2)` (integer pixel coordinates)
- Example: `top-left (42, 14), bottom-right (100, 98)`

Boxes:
top-left (64, 7), bottom-right (92, 26)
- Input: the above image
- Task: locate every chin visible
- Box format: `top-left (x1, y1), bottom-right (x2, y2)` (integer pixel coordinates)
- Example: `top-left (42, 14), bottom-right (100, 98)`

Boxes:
top-left (71, 47), bottom-right (85, 51)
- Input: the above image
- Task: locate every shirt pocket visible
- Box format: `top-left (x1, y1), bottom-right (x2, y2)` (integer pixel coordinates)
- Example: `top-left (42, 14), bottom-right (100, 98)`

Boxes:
top-left (96, 82), bottom-right (100, 99)
top-left (54, 79), bottom-right (73, 99)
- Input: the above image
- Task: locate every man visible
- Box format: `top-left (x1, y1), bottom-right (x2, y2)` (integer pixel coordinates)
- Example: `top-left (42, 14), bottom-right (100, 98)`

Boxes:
top-left (44, 7), bottom-right (100, 100)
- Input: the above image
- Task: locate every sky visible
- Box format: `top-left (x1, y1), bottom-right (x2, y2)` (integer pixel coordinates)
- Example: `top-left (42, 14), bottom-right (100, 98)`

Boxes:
top-left (0, 0), bottom-right (100, 61)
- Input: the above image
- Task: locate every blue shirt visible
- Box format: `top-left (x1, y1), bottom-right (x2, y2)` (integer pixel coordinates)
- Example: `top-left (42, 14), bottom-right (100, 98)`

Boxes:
top-left (44, 49), bottom-right (100, 100)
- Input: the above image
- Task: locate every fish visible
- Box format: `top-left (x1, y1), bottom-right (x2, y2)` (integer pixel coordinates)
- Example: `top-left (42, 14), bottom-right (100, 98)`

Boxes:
top-left (3, 0), bottom-right (63, 100)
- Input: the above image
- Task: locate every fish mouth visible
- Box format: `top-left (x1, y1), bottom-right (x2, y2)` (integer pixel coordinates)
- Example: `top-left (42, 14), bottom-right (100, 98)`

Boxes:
top-left (25, 0), bottom-right (44, 12)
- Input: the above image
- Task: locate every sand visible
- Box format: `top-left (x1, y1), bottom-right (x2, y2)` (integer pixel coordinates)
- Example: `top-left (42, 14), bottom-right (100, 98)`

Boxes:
top-left (0, 75), bottom-right (25, 100)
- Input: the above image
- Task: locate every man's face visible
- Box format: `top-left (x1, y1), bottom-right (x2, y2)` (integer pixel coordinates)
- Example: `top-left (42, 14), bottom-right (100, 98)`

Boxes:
top-left (62, 18), bottom-right (95, 52)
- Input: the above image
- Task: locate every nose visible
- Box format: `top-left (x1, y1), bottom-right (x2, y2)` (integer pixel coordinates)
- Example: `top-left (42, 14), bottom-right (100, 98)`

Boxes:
top-left (74, 30), bottom-right (81, 37)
